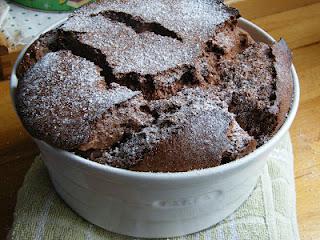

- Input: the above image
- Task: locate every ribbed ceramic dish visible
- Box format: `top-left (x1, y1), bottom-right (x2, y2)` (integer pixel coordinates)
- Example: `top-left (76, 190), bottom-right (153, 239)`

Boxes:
top-left (10, 18), bottom-right (300, 238)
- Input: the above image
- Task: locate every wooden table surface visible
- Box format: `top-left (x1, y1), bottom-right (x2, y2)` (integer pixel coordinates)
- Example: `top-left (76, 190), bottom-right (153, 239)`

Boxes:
top-left (1, 1), bottom-right (320, 239)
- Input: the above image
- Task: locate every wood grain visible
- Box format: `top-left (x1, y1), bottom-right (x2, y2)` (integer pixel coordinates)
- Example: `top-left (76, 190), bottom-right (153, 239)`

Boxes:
top-left (253, 3), bottom-right (320, 50)
top-left (291, 43), bottom-right (320, 240)
top-left (1, 0), bottom-right (320, 239)
top-left (251, 3), bottom-right (320, 239)
top-left (227, 0), bottom-right (320, 19)
top-left (0, 81), bottom-right (38, 240)
top-left (0, 52), bottom-right (20, 81)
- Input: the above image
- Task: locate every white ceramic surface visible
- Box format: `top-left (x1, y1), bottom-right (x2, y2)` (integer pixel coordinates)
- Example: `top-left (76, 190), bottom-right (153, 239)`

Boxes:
top-left (10, 18), bottom-right (300, 238)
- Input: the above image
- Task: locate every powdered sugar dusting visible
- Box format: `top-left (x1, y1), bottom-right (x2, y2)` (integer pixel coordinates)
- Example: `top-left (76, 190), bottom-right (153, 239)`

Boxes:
top-left (220, 43), bottom-right (276, 104)
top-left (59, 0), bottom-right (238, 75)
top-left (61, 14), bottom-right (122, 33)
top-left (218, 43), bottom-right (281, 143)
top-left (94, 88), bottom-right (238, 168)
top-left (16, 50), bottom-right (139, 149)
top-left (74, 0), bottom-right (236, 41)
top-left (15, 0), bottom-right (293, 172)
top-left (60, 12), bottom-right (200, 75)
top-left (79, 31), bottom-right (199, 75)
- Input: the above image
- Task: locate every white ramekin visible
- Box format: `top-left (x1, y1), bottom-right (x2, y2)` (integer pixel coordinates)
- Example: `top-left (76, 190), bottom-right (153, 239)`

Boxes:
top-left (10, 18), bottom-right (300, 238)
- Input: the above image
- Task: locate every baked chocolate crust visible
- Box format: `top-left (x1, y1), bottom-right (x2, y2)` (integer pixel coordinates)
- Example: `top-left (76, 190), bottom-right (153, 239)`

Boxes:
top-left (16, 51), bottom-right (139, 149)
top-left (272, 39), bottom-right (294, 133)
top-left (218, 40), bottom-right (293, 144)
top-left (16, 30), bottom-right (59, 79)
top-left (15, 0), bottom-right (293, 172)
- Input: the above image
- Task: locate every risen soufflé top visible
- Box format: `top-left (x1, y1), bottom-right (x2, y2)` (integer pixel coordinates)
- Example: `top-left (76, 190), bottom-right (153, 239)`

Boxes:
top-left (15, 0), bottom-right (293, 172)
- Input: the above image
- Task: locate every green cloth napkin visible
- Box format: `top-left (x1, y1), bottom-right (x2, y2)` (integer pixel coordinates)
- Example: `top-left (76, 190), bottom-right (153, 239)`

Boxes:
top-left (9, 133), bottom-right (299, 240)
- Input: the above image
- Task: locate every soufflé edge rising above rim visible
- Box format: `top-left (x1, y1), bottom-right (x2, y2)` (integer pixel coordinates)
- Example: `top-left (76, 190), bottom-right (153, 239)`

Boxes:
top-left (12, 0), bottom-right (299, 174)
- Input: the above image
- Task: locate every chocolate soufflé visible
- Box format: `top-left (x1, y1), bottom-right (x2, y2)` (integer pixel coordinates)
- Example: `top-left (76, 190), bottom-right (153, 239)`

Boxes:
top-left (15, 0), bottom-right (293, 172)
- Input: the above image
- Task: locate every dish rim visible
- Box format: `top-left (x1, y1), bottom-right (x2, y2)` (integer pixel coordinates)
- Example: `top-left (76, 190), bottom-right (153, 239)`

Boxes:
top-left (10, 17), bottom-right (300, 180)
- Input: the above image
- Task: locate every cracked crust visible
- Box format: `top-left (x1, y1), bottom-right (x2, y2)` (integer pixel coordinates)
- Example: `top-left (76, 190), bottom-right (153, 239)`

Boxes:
top-left (16, 51), bottom-right (140, 149)
top-left (15, 0), bottom-right (293, 172)
top-left (218, 40), bottom-right (293, 144)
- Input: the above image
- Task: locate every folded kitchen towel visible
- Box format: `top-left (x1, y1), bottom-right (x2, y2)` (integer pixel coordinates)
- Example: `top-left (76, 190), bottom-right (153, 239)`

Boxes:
top-left (9, 132), bottom-right (299, 240)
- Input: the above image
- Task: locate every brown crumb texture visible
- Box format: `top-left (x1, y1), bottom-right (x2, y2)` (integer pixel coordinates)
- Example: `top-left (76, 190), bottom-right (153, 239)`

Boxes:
top-left (218, 41), bottom-right (293, 145)
top-left (16, 30), bottom-right (60, 79)
top-left (15, 0), bottom-right (293, 172)
top-left (56, 0), bottom-right (242, 100)
top-left (16, 51), bottom-right (139, 149)
top-left (78, 95), bottom-right (154, 151)
top-left (86, 88), bottom-right (256, 171)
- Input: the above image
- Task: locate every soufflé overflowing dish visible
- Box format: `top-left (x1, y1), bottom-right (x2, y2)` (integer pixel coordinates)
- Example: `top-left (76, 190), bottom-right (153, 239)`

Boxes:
top-left (15, 0), bottom-right (293, 173)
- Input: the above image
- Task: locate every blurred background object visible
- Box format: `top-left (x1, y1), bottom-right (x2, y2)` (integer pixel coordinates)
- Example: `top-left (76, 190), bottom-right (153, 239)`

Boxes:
top-left (0, 0), bottom-right (77, 79)
top-left (0, 0), bottom-right (96, 54)
top-left (0, 2), bottom-right (10, 26)
top-left (11, 0), bottom-right (94, 11)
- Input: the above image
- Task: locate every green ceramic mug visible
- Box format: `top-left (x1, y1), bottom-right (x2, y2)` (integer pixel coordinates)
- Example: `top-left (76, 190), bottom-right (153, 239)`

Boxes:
top-left (12, 0), bottom-right (95, 11)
